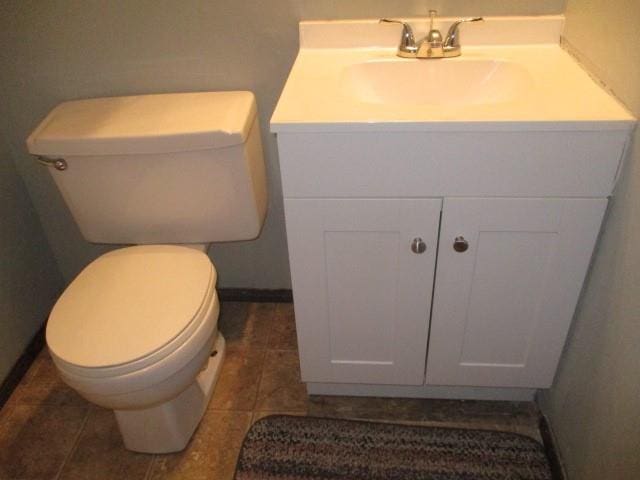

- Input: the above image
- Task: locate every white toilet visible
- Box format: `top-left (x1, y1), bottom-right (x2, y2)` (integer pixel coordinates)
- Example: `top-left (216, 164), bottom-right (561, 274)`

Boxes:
top-left (26, 91), bottom-right (267, 453)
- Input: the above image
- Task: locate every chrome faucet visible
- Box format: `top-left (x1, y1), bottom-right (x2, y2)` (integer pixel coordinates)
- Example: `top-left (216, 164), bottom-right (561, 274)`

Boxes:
top-left (380, 10), bottom-right (483, 59)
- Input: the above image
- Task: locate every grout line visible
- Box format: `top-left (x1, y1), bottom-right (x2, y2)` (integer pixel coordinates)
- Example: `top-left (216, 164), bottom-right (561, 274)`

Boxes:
top-left (250, 347), bottom-right (269, 414)
top-left (264, 302), bottom-right (279, 349)
top-left (53, 406), bottom-right (91, 480)
top-left (247, 302), bottom-right (274, 414)
top-left (143, 454), bottom-right (158, 480)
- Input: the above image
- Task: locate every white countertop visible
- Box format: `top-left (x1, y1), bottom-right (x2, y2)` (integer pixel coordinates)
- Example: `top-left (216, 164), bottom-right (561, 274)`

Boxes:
top-left (271, 17), bottom-right (635, 133)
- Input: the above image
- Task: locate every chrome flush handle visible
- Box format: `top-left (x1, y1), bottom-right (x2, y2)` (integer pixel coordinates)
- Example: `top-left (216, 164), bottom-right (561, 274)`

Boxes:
top-left (36, 156), bottom-right (67, 171)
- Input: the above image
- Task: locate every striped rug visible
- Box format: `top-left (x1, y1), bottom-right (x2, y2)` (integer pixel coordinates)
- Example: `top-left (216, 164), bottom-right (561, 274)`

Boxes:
top-left (235, 415), bottom-right (553, 480)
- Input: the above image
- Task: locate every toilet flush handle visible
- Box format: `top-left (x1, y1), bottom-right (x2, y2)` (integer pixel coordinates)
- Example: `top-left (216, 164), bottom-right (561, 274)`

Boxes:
top-left (36, 155), bottom-right (67, 171)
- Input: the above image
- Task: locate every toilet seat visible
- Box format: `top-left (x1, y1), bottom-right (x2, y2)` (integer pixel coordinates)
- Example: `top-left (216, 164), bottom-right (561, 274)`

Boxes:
top-left (47, 245), bottom-right (216, 379)
top-left (54, 293), bottom-right (220, 402)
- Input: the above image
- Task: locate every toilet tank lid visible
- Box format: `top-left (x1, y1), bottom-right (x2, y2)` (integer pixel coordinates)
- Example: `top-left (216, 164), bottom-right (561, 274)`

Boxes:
top-left (26, 91), bottom-right (258, 157)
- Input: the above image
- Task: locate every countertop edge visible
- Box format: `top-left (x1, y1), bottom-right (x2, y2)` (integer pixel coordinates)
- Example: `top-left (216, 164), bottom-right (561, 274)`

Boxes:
top-left (270, 120), bottom-right (636, 135)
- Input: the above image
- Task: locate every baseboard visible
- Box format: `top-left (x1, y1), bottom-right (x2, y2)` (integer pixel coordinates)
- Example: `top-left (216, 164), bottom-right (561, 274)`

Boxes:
top-left (0, 326), bottom-right (46, 410)
top-left (539, 415), bottom-right (567, 480)
top-left (218, 288), bottom-right (293, 303)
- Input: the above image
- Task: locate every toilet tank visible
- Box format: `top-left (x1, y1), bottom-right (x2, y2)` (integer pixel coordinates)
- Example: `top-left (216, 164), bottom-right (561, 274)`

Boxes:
top-left (26, 92), bottom-right (267, 244)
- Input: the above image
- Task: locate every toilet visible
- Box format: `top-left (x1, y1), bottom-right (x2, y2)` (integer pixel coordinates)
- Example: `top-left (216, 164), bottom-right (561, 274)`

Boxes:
top-left (26, 91), bottom-right (267, 453)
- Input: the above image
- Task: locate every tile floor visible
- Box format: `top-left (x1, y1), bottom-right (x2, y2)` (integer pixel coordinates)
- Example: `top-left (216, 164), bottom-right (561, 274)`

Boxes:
top-left (0, 302), bottom-right (544, 480)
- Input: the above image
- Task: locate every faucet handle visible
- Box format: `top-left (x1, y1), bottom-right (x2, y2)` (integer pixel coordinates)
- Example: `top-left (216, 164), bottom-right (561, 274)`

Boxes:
top-left (379, 19), bottom-right (417, 54)
top-left (444, 17), bottom-right (484, 48)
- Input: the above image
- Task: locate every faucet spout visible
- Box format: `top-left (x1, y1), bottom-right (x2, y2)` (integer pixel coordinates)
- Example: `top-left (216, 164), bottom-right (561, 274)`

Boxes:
top-left (419, 9), bottom-right (444, 58)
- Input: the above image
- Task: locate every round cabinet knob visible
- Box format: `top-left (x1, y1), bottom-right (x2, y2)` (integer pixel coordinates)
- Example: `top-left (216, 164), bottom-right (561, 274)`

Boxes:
top-left (411, 237), bottom-right (427, 254)
top-left (453, 236), bottom-right (469, 252)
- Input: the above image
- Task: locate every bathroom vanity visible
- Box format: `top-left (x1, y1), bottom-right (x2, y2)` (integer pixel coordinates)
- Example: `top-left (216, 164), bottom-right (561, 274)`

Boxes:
top-left (271, 16), bottom-right (635, 400)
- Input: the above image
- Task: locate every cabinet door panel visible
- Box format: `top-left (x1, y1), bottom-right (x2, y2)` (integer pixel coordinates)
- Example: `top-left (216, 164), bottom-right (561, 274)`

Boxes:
top-left (285, 199), bottom-right (441, 385)
top-left (426, 198), bottom-right (607, 388)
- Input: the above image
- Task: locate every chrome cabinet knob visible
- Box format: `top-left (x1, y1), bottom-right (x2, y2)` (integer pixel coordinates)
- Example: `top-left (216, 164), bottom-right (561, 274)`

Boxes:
top-left (411, 237), bottom-right (427, 254)
top-left (453, 236), bottom-right (469, 252)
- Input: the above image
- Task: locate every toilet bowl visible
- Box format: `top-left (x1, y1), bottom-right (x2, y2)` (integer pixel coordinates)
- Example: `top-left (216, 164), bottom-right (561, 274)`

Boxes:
top-left (27, 91), bottom-right (268, 453)
top-left (47, 245), bottom-right (226, 452)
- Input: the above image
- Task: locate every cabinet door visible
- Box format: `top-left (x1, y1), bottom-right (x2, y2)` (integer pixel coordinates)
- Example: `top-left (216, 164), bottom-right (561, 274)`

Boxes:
top-left (426, 198), bottom-right (607, 388)
top-left (284, 199), bottom-right (441, 385)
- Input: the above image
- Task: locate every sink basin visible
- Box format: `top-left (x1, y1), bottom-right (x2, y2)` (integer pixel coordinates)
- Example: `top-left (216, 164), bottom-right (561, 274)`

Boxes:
top-left (341, 59), bottom-right (533, 106)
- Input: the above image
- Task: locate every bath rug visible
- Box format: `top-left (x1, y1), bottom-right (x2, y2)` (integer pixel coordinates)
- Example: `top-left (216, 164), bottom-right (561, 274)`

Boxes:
top-left (234, 415), bottom-right (552, 480)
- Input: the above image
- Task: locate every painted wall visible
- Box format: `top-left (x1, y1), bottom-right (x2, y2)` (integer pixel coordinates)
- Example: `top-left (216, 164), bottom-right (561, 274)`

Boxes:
top-left (0, 96), bottom-right (63, 383)
top-left (539, 0), bottom-right (640, 478)
top-left (0, 0), bottom-right (565, 289)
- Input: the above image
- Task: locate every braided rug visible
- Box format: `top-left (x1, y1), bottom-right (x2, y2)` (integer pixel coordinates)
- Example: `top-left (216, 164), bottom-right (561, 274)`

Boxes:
top-left (235, 415), bottom-right (552, 480)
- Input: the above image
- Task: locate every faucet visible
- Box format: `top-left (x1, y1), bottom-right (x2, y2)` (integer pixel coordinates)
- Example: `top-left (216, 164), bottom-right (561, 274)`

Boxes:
top-left (380, 10), bottom-right (483, 59)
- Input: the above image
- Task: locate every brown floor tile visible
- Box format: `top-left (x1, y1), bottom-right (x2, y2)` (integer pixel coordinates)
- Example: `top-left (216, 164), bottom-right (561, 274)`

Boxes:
top-left (18, 348), bottom-right (50, 385)
top-left (58, 407), bottom-right (153, 480)
top-left (502, 417), bottom-right (543, 442)
top-left (209, 347), bottom-right (265, 411)
top-left (148, 410), bottom-right (251, 480)
top-left (0, 404), bottom-right (88, 479)
top-left (254, 350), bottom-right (308, 412)
top-left (8, 381), bottom-right (89, 408)
top-left (251, 410), bottom-right (305, 425)
top-left (7, 349), bottom-right (88, 408)
top-left (217, 302), bottom-right (249, 341)
top-left (306, 395), bottom-right (540, 425)
top-left (267, 303), bottom-right (298, 350)
top-left (306, 395), bottom-right (427, 422)
top-left (0, 403), bottom-right (13, 432)
top-left (218, 302), bottom-right (275, 348)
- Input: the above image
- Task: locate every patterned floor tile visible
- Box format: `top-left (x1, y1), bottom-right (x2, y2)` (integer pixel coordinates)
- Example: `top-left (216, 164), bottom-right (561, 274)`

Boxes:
top-left (6, 349), bottom-right (87, 408)
top-left (218, 302), bottom-right (275, 348)
top-left (209, 347), bottom-right (265, 411)
top-left (267, 303), bottom-right (298, 350)
top-left (254, 350), bottom-right (308, 412)
top-left (251, 410), bottom-right (305, 425)
top-left (57, 407), bottom-right (153, 480)
top-left (0, 404), bottom-right (88, 479)
top-left (148, 410), bottom-right (251, 480)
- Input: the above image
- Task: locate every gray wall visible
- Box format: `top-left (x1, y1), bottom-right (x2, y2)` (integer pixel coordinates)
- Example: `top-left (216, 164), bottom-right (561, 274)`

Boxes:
top-left (0, 92), bottom-right (63, 382)
top-left (539, 0), bottom-right (640, 478)
top-left (0, 0), bottom-right (565, 289)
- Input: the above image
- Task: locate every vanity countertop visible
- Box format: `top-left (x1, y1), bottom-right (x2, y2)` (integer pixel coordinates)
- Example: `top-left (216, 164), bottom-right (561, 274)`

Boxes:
top-left (271, 17), bottom-right (635, 133)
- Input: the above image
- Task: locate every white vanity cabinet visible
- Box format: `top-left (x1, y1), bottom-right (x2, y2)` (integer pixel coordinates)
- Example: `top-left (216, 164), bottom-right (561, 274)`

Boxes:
top-left (275, 130), bottom-right (628, 395)
top-left (284, 194), bottom-right (607, 389)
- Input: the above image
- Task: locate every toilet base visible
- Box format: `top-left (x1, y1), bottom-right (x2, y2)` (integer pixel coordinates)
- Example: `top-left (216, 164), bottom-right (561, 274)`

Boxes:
top-left (114, 334), bottom-right (226, 453)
